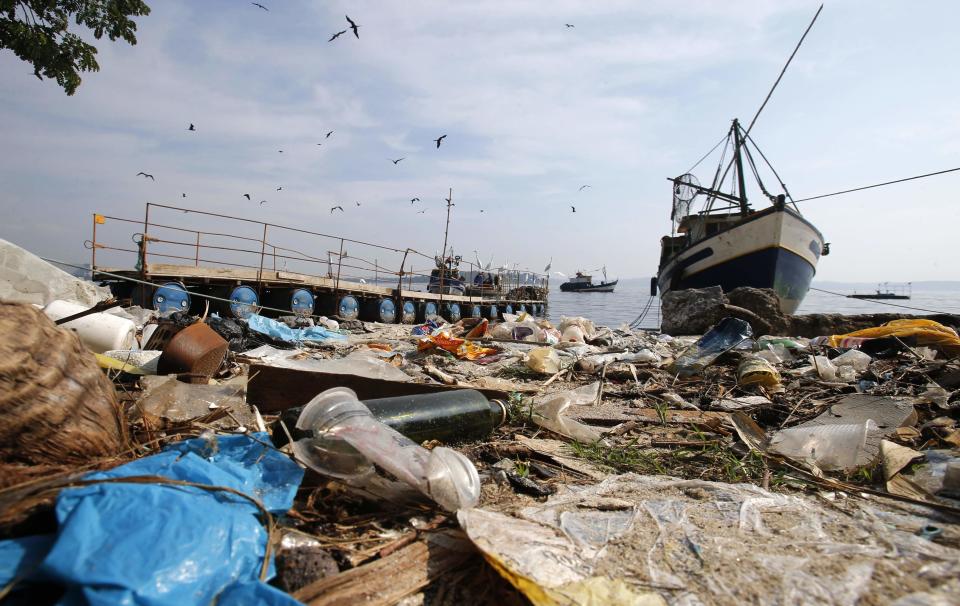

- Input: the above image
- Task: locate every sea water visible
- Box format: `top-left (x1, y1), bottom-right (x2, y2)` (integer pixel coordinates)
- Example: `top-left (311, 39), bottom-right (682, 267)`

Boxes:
top-left (546, 278), bottom-right (960, 330)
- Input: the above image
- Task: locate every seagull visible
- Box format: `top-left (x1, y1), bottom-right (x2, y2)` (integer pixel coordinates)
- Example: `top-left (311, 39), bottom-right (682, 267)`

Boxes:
top-left (390, 157), bottom-right (405, 165)
top-left (187, 123), bottom-right (195, 131)
top-left (355, 201), bottom-right (361, 206)
top-left (276, 186), bottom-right (282, 191)
top-left (578, 184), bottom-right (591, 191)
top-left (544, 257), bottom-right (552, 272)
top-left (252, 2), bottom-right (268, 11)
top-left (433, 134), bottom-right (447, 148)
top-left (570, 205), bottom-right (576, 213)
top-left (480, 209), bottom-right (484, 213)
top-left (326, 130), bottom-right (333, 138)
top-left (182, 193), bottom-right (186, 198)
top-left (417, 209), bottom-right (426, 214)
top-left (444, 195), bottom-right (454, 206)
top-left (345, 14), bottom-right (360, 38)
top-left (565, 23), bottom-right (574, 28)
top-left (410, 197), bottom-right (420, 204)
top-left (260, 200), bottom-right (267, 205)
top-left (243, 194), bottom-right (251, 200)
top-left (329, 30), bottom-right (347, 42)
top-left (136, 172), bottom-right (154, 180)
top-left (278, 150), bottom-right (283, 153)
top-left (330, 205), bottom-right (344, 213)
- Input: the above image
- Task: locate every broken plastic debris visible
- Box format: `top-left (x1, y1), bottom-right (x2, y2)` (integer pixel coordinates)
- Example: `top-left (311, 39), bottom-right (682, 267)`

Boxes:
top-left (526, 347), bottom-right (562, 374)
top-left (531, 382), bottom-right (605, 443)
top-left (737, 356), bottom-right (781, 389)
top-left (669, 317), bottom-right (753, 377)
top-left (770, 420), bottom-right (878, 471)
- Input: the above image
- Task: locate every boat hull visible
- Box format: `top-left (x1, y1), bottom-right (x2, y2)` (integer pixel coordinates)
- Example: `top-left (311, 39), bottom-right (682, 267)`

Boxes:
top-left (657, 207), bottom-right (824, 315)
top-left (560, 280), bottom-right (618, 293)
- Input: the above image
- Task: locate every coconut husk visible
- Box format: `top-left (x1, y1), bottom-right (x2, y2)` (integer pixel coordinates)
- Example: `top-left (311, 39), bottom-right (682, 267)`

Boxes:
top-left (0, 302), bottom-right (128, 465)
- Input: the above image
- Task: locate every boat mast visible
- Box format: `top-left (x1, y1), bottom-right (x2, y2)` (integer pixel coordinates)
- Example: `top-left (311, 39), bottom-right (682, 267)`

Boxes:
top-left (732, 119), bottom-right (749, 215)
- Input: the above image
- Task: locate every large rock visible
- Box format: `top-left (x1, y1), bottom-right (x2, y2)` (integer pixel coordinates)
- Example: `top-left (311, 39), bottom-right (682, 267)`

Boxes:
top-left (660, 286), bottom-right (727, 335)
top-left (0, 238), bottom-right (110, 307)
top-left (726, 287), bottom-right (791, 335)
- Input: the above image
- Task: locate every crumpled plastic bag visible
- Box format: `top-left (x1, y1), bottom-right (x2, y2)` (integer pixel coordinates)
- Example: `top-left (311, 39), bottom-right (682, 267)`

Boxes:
top-left (247, 313), bottom-right (346, 344)
top-left (418, 331), bottom-right (499, 360)
top-left (0, 433), bottom-right (304, 605)
top-left (821, 319), bottom-right (960, 356)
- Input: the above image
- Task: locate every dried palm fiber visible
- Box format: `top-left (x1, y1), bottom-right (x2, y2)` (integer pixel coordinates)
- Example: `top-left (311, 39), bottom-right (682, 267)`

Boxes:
top-left (0, 302), bottom-right (128, 465)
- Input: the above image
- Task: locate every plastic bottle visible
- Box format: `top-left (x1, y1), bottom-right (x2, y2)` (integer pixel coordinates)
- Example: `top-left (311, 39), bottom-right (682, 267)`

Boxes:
top-left (43, 299), bottom-right (137, 353)
top-left (292, 387), bottom-right (481, 511)
top-left (669, 317), bottom-right (754, 377)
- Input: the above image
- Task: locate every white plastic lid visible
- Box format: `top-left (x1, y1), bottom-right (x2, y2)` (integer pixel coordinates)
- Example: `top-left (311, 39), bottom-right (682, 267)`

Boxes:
top-left (425, 446), bottom-right (481, 511)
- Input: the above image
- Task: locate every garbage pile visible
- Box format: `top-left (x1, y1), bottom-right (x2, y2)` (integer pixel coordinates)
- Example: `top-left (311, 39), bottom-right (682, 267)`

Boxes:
top-left (1, 257), bottom-right (958, 605)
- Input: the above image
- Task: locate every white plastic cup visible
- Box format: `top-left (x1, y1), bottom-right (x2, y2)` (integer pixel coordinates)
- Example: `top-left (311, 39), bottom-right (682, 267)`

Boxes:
top-left (43, 300), bottom-right (136, 353)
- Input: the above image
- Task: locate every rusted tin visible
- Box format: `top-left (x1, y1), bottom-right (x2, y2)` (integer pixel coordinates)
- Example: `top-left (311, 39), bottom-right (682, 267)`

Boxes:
top-left (157, 322), bottom-right (228, 384)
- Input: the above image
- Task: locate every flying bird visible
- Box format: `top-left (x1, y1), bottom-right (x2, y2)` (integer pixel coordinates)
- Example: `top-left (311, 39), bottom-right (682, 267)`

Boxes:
top-left (182, 193), bottom-right (186, 198)
top-left (417, 209), bottom-right (426, 214)
top-left (479, 209), bottom-right (484, 213)
top-left (136, 172), bottom-right (154, 180)
top-left (243, 194), bottom-right (251, 200)
top-left (433, 134), bottom-right (447, 148)
top-left (345, 15), bottom-right (360, 38)
top-left (544, 257), bottom-right (552, 272)
top-left (329, 29), bottom-right (346, 42)
top-left (565, 23), bottom-right (574, 28)
top-left (355, 201), bottom-right (361, 206)
top-left (578, 184), bottom-right (591, 191)
top-left (260, 200), bottom-right (267, 205)
top-left (410, 197), bottom-right (420, 204)
top-left (276, 186), bottom-right (282, 191)
top-left (570, 205), bottom-right (576, 213)
top-left (278, 150), bottom-right (283, 153)
top-left (330, 205), bottom-right (344, 213)
top-left (444, 195), bottom-right (453, 206)
top-left (325, 130), bottom-right (333, 138)
top-left (390, 157), bottom-right (405, 165)
top-left (187, 123), bottom-right (195, 131)
top-left (252, 2), bottom-right (268, 11)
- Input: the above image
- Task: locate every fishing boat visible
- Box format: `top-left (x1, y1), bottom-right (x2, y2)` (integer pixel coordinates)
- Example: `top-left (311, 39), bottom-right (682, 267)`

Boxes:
top-left (654, 118), bottom-right (828, 315)
top-left (427, 254), bottom-right (466, 295)
top-left (849, 282), bottom-right (911, 300)
top-left (560, 269), bottom-right (618, 293)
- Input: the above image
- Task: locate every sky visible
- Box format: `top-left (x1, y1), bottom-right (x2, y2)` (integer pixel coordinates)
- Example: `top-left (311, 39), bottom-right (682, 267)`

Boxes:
top-left (2, 0), bottom-right (959, 283)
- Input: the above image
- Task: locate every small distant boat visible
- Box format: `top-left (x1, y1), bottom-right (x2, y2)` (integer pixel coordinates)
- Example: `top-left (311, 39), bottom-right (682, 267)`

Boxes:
top-left (560, 269), bottom-right (618, 293)
top-left (848, 282), bottom-right (911, 300)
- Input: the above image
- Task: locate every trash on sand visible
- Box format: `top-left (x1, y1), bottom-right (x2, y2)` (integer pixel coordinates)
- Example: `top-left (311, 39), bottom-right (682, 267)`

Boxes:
top-left (526, 346), bottom-right (562, 374)
top-left (273, 529), bottom-right (340, 594)
top-left (820, 318), bottom-right (960, 356)
top-left (157, 321), bottom-right (229, 383)
top-left (42, 299), bottom-right (137, 353)
top-left (737, 356), bottom-right (781, 389)
top-left (102, 349), bottom-right (162, 373)
top-left (768, 394), bottom-right (918, 471)
top-left (832, 348), bottom-right (872, 372)
top-left (247, 313), bottom-right (347, 344)
top-left (418, 332), bottom-right (499, 360)
top-left (669, 317), bottom-right (753, 377)
top-left (0, 433), bottom-right (304, 605)
top-left (0, 302), bottom-right (127, 465)
top-left (411, 319), bottom-right (443, 336)
top-left (531, 382), bottom-right (605, 443)
top-left (459, 473), bottom-right (960, 606)
top-left (293, 387), bottom-right (481, 511)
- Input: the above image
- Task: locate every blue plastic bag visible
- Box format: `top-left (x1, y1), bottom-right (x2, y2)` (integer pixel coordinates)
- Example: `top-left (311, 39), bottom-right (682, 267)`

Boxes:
top-left (247, 314), bottom-right (346, 344)
top-left (0, 433), bottom-right (304, 605)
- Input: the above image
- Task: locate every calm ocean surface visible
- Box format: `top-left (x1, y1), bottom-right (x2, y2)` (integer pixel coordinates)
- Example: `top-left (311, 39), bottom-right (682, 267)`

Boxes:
top-left (546, 278), bottom-right (960, 329)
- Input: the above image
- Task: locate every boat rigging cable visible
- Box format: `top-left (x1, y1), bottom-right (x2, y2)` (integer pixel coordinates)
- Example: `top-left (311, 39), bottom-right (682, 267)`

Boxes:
top-left (792, 166), bottom-right (960, 203)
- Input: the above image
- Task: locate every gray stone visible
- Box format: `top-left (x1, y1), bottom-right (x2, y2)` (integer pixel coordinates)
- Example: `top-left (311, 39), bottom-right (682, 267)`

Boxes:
top-left (660, 286), bottom-right (727, 335)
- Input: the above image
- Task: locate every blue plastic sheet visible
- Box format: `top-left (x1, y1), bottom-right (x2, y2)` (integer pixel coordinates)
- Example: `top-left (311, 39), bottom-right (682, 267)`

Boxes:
top-left (0, 433), bottom-right (305, 605)
top-left (247, 314), bottom-right (347, 344)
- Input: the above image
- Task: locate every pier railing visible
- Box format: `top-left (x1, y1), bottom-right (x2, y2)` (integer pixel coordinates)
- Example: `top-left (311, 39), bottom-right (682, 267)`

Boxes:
top-left (88, 203), bottom-right (549, 300)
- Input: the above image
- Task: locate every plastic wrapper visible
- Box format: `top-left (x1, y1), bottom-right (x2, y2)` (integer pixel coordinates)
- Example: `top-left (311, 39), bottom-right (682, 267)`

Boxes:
top-left (822, 319), bottom-right (960, 356)
top-left (737, 356), bottom-right (782, 388)
top-left (770, 420), bottom-right (878, 470)
top-left (833, 349), bottom-right (872, 372)
top-left (293, 387), bottom-right (481, 511)
top-left (418, 331), bottom-right (499, 360)
top-left (531, 382), bottom-right (605, 443)
top-left (527, 347), bottom-right (562, 374)
top-left (669, 317), bottom-right (753, 377)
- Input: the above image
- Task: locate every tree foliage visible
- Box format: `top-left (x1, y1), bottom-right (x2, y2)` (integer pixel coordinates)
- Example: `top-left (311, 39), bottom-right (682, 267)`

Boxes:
top-left (0, 0), bottom-right (151, 95)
